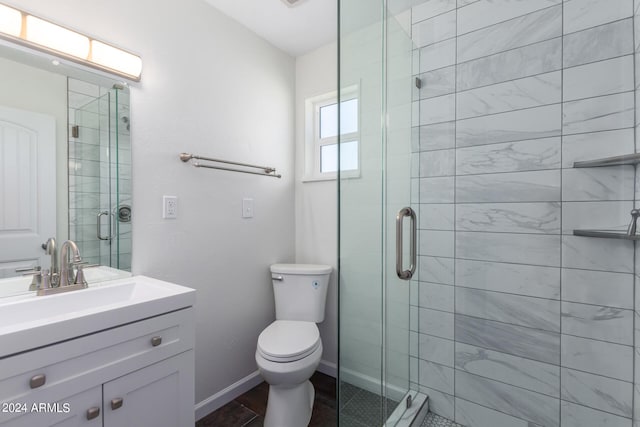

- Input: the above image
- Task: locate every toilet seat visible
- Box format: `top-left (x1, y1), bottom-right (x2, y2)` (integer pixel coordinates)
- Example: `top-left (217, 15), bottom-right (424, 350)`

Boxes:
top-left (258, 320), bottom-right (320, 363)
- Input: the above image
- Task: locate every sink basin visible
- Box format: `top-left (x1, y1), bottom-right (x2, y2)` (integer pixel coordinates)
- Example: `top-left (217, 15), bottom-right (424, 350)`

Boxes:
top-left (0, 275), bottom-right (195, 358)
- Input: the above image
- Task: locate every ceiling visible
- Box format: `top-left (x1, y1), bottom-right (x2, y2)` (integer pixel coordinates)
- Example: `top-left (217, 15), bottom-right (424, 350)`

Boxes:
top-left (204, 0), bottom-right (337, 57)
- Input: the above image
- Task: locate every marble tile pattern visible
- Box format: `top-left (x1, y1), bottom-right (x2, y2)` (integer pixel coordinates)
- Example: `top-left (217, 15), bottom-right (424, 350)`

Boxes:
top-left (409, 0), bottom-right (637, 425)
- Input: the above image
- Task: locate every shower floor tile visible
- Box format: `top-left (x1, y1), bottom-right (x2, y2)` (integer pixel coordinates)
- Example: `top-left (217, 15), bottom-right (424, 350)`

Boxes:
top-left (422, 412), bottom-right (463, 427)
top-left (339, 382), bottom-right (361, 408)
top-left (340, 385), bottom-right (399, 427)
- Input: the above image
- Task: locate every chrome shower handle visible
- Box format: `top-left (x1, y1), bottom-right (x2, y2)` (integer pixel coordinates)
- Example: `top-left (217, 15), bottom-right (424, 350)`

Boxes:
top-left (97, 211), bottom-right (111, 241)
top-left (396, 207), bottom-right (416, 280)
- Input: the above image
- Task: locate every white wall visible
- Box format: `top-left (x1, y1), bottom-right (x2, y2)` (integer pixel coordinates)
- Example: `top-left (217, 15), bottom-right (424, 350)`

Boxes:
top-left (8, 0), bottom-right (296, 408)
top-left (294, 42), bottom-right (338, 367)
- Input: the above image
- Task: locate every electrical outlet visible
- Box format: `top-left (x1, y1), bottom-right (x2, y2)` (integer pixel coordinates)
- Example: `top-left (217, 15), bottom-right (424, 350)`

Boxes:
top-left (163, 196), bottom-right (178, 219)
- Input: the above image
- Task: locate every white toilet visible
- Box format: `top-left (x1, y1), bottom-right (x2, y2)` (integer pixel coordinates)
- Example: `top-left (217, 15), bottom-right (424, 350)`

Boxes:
top-left (256, 263), bottom-right (332, 427)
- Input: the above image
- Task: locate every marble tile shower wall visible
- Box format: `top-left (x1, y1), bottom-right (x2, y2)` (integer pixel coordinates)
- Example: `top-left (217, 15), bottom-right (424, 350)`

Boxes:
top-left (68, 79), bottom-right (132, 269)
top-left (408, 1), bottom-right (638, 426)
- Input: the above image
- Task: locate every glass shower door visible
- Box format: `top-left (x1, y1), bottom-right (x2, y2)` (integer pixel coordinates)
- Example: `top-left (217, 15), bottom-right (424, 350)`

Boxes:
top-left (107, 86), bottom-right (132, 271)
top-left (338, 0), bottom-right (420, 425)
top-left (68, 80), bottom-right (131, 271)
top-left (384, 3), bottom-right (420, 425)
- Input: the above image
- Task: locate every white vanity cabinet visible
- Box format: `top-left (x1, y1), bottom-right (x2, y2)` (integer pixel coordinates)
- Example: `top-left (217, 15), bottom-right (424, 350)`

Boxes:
top-left (0, 307), bottom-right (195, 427)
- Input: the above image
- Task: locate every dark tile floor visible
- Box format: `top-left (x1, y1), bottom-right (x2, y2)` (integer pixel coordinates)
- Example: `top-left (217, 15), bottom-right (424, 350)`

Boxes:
top-left (196, 372), bottom-right (337, 427)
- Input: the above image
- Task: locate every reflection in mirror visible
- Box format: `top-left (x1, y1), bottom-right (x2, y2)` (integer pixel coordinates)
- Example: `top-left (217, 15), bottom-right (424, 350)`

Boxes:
top-left (0, 48), bottom-right (132, 297)
top-left (68, 79), bottom-right (132, 271)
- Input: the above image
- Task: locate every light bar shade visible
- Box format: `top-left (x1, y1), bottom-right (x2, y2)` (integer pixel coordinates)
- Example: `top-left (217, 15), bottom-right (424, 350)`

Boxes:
top-left (25, 15), bottom-right (89, 59)
top-left (0, 2), bottom-right (141, 81)
top-left (91, 40), bottom-right (142, 79)
top-left (0, 4), bottom-right (21, 37)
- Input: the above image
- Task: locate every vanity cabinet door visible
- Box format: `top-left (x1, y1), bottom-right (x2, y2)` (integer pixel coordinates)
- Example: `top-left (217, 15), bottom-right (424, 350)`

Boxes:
top-left (0, 386), bottom-right (102, 427)
top-left (103, 350), bottom-right (194, 427)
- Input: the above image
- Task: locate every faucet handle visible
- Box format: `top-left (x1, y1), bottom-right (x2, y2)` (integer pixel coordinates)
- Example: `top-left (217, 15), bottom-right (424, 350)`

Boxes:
top-left (40, 269), bottom-right (51, 290)
top-left (28, 268), bottom-right (42, 291)
top-left (74, 266), bottom-right (88, 287)
top-left (628, 209), bottom-right (640, 236)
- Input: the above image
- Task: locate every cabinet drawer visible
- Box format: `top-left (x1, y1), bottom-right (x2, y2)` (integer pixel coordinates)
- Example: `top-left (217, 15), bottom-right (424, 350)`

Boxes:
top-left (103, 351), bottom-right (194, 427)
top-left (0, 307), bottom-right (194, 407)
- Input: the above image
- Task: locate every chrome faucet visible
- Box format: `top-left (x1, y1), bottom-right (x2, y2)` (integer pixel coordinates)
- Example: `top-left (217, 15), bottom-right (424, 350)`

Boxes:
top-left (17, 237), bottom-right (57, 290)
top-left (35, 239), bottom-right (89, 295)
top-left (18, 238), bottom-right (90, 295)
top-left (42, 237), bottom-right (59, 287)
top-left (59, 240), bottom-right (82, 287)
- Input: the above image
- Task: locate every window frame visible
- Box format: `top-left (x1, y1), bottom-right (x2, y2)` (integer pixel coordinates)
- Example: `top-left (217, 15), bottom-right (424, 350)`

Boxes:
top-left (303, 86), bottom-right (360, 182)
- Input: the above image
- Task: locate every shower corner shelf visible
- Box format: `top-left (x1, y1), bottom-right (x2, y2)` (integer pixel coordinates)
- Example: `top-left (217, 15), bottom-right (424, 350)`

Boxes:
top-left (572, 154), bottom-right (640, 240)
top-left (573, 153), bottom-right (640, 168)
top-left (573, 229), bottom-right (640, 240)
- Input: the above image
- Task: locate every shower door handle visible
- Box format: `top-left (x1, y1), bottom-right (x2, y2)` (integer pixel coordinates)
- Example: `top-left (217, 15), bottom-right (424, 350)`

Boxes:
top-left (97, 211), bottom-right (112, 241)
top-left (396, 207), bottom-right (416, 280)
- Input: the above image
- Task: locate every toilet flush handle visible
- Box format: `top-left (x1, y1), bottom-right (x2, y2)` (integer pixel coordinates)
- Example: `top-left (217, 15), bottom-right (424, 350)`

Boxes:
top-left (272, 275), bottom-right (284, 281)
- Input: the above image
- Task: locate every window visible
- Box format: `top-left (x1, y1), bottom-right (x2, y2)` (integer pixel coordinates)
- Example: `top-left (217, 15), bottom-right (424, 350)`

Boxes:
top-left (303, 89), bottom-right (359, 181)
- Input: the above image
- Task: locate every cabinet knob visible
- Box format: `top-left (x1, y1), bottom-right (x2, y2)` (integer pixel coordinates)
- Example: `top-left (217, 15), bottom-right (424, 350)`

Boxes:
top-left (29, 374), bottom-right (46, 389)
top-left (111, 397), bottom-right (124, 410)
top-left (151, 336), bottom-right (162, 347)
top-left (86, 407), bottom-right (100, 420)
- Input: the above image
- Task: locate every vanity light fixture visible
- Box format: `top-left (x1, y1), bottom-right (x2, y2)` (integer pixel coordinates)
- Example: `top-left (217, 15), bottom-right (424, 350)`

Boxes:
top-left (0, 4), bottom-right (20, 37)
top-left (0, 3), bottom-right (141, 81)
top-left (25, 15), bottom-right (90, 59)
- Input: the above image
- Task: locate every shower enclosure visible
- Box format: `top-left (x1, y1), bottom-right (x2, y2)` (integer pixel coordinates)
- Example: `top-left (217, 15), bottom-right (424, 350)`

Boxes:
top-left (68, 79), bottom-right (132, 271)
top-left (339, 0), bottom-right (640, 426)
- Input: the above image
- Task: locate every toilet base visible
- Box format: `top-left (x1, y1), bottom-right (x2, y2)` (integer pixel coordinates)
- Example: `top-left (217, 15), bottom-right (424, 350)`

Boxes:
top-left (264, 380), bottom-right (315, 427)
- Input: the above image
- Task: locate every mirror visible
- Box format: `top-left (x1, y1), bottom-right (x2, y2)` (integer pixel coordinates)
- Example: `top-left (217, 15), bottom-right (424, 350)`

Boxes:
top-left (0, 41), bottom-right (132, 297)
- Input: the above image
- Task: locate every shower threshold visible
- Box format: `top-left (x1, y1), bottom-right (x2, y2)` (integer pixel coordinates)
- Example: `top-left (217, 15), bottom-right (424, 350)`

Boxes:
top-left (384, 391), bottom-right (429, 427)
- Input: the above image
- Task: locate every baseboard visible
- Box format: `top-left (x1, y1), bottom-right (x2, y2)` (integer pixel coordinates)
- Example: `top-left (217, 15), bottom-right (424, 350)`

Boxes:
top-left (194, 370), bottom-right (263, 421)
top-left (317, 359), bottom-right (337, 377)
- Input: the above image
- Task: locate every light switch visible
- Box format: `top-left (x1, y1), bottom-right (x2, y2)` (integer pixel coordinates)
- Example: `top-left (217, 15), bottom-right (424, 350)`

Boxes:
top-left (242, 198), bottom-right (254, 218)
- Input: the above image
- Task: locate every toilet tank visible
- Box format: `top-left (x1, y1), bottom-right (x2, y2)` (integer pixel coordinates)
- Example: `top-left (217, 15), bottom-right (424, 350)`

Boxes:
top-left (270, 264), bottom-right (332, 322)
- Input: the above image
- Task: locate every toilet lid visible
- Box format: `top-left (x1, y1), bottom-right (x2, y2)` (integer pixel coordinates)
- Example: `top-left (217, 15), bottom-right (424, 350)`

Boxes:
top-left (258, 320), bottom-right (320, 362)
